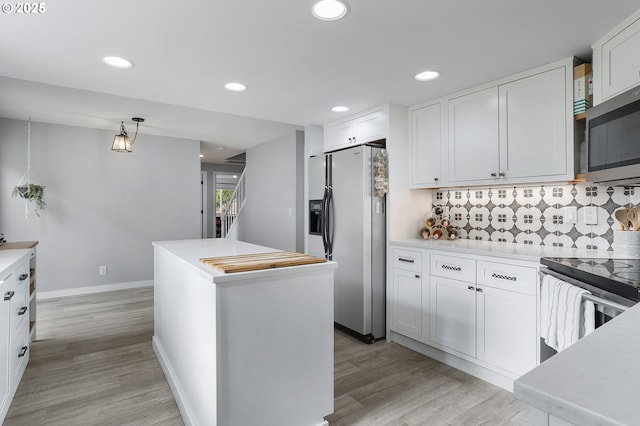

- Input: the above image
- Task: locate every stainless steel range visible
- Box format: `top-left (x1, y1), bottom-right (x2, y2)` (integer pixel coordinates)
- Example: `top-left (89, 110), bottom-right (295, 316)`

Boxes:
top-left (539, 257), bottom-right (639, 360)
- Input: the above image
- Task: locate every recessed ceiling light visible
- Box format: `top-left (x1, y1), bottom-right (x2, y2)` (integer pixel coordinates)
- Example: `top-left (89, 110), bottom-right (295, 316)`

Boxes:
top-left (415, 70), bottom-right (440, 81)
top-left (312, 0), bottom-right (349, 21)
top-left (224, 82), bottom-right (247, 92)
top-left (102, 56), bottom-right (133, 69)
top-left (331, 106), bottom-right (349, 112)
top-left (199, 154), bottom-right (204, 158)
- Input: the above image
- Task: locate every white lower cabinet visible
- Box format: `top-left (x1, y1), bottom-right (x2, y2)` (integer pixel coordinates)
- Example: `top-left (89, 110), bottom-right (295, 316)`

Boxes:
top-left (476, 284), bottom-right (536, 375)
top-left (0, 278), bottom-right (10, 419)
top-left (392, 268), bottom-right (423, 340)
top-left (0, 253), bottom-right (31, 424)
top-left (390, 245), bottom-right (539, 384)
top-left (390, 248), bottom-right (427, 342)
top-left (429, 276), bottom-right (476, 357)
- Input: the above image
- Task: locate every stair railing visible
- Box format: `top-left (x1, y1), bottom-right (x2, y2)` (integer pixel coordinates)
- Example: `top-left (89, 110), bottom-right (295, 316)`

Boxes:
top-left (221, 169), bottom-right (246, 237)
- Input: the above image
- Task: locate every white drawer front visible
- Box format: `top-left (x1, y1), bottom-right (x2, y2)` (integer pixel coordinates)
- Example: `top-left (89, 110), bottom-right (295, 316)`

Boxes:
top-left (10, 321), bottom-right (29, 386)
top-left (476, 260), bottom-right (537, 295)
top-left (393, 249), bottom-right (421, 273)
top-left (430, 254), bottom-right (476, 282)
top-left (10, 276), bottom-right (29, 334)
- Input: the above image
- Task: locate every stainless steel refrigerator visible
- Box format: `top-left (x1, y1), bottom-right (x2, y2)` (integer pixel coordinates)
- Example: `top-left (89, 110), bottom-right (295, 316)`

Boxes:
top-left (308, 144), bottom-right (386, 342)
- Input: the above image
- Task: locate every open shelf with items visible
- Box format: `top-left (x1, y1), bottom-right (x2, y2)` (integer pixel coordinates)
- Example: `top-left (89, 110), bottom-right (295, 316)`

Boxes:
top-left (0, 241), bottom-right (38, 341)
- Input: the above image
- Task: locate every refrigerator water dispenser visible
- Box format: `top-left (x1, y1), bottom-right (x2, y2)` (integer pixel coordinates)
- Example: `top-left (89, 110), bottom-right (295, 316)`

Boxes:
top-left (309, 199), bottom-right (323, 235)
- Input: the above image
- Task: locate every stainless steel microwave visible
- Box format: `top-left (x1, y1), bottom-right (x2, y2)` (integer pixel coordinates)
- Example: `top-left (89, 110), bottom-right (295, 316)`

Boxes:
top-left (586, 84), bottom-right (640, 185)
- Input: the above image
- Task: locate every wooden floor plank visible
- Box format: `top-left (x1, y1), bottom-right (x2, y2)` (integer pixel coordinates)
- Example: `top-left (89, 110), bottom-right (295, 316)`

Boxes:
top-left (5, 287), bottom-right (528, 426)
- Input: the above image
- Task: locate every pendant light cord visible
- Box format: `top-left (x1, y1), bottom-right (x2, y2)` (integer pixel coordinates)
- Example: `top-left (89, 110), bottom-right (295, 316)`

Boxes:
top-left (26, 118), bottom-right (31, 183)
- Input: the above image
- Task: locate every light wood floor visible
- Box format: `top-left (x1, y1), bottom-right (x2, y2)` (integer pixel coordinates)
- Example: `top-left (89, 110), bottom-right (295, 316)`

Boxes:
top-left (5, 288), bottom-right (528, 426)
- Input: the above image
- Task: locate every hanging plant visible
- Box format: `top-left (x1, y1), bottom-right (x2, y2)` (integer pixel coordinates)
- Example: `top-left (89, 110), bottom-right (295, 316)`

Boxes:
top-left (12, 119), bottom-right (46, 219)
top-left (12, 183), bottom-right (46, 214)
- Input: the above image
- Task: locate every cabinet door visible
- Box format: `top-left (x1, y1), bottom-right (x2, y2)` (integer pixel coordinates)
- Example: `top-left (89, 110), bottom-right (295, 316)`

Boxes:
top-left (499, 67), bottom-right (568, 180)
top-left (599, 17), bottom-right (640, 102)
top-left (391, 268), bottom-right (423, 340)
top-left (354, 110), bottom-right (385, 144)
top-left (410, 102), bottom-right (442, 187)
top-left (324, 120), bottom-right (354, 153)
top-left (429, 276), bottom-right (476, 357)
top-left (448, 87), bottom-right (499, 183)
top-left (9, 322), bottom-right (28, 389)
top-left (476, 285), bottom-right (537, 376)
top-left (0, 281), bottom-right (10, 416)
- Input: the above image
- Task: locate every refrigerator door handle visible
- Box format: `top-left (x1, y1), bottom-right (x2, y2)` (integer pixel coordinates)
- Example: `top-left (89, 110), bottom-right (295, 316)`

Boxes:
top-left (321, 187), bottom-right (329, 258)
top-left (327, 186), bottom-right (335, 260)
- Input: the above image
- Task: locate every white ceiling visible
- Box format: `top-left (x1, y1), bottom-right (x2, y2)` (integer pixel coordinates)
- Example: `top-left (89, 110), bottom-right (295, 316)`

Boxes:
top-left (1, 0), bottom-right (639, 163)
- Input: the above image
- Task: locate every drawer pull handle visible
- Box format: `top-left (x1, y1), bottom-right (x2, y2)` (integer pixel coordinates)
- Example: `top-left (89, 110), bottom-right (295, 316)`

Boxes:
top-left (398, 258), bottom-right (415, 263)
top-left (4, 291), bottom-right (15, 301)
top-left (491, 272), bottom-right (517, 281)
top-left (18, 346), bottom-right (27, 358)
top-left (476, 287), bottom-right (483, 293)
top-left (415, 274), bottom-right (420, 279)
top-left (18, 307), bottom-right (27, 315)
top-left (19, 273), bottom-right (29, 281)
top-left (441, 264), bottom-right (462, 272)
top-left (467, 285), bottom-right (475, 291)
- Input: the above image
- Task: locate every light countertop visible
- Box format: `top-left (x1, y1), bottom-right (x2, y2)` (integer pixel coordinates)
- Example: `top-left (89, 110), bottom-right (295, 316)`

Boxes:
top-left (0, 249), bottom-right (32, 279)
top-left (390, 238), bottom-right (611, 263)
top-left (514, 301), bottom-right (640, 425)
top-left (152, 238), bottom-right (336, 283)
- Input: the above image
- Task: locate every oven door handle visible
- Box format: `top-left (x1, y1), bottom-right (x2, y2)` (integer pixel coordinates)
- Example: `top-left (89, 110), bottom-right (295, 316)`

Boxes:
top-left (539, 268), bottom-right (631, 314)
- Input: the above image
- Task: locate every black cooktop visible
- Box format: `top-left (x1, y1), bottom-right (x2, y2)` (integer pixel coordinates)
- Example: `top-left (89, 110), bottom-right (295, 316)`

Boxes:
top-left (541, 257), bottom-right (640, 302)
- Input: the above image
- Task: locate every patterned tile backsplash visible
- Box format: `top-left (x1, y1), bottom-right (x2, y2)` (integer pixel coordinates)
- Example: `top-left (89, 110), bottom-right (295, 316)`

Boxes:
top-left (431, 183), bottom-right (640, 251)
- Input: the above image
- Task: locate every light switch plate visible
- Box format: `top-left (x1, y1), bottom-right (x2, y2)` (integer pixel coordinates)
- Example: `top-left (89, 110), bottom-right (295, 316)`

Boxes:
top-left (564, 206), bottom-right (577, 224)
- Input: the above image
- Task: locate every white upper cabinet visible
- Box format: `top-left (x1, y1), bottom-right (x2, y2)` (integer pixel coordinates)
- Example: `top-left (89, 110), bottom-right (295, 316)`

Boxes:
top-left (498, 66), bottom-right (568, 181)
top-left (441, 58), bottom-right (574, 187)
top-left (324, 107), bottom-right (386, 153)
top-left (448, 87), bottom-right (500, 184)
top-left (324, 120), bottom-right (354, 152)
top-left (409, 100), bottom-right (445, 188)
top-left (592, 8), bottom-right (640, 105)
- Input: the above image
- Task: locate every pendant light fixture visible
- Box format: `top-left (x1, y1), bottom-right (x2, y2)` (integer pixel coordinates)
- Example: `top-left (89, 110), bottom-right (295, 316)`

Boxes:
top-left (112, 117), bottom-right (145, 152)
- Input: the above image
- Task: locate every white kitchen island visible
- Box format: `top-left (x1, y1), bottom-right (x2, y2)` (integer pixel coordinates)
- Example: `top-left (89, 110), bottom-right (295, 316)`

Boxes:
top-left (152, 238), bottom-right (337, 426)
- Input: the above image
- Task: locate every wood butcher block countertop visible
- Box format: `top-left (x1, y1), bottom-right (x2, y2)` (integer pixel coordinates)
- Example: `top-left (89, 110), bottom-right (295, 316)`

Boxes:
top-left (200, 251), bottom-right (327, 273)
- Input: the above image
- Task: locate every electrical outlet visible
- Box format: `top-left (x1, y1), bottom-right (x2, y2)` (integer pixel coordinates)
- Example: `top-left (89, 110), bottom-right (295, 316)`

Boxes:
top-left (564, 206), bottom-right (577, 224)
top-left (99, 265), bottom-right (107, 276)
top-left (584, 206), bottom-right (598, 225)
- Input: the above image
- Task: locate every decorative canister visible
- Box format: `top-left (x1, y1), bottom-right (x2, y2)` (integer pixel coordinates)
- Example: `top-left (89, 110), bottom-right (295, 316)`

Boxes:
top-left (612, 230), bottom-right (640, 257)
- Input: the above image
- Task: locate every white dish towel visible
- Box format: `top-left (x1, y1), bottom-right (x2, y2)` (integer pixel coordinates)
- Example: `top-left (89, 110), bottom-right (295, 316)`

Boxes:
top-left (540, 274), bottom-right (595, 352)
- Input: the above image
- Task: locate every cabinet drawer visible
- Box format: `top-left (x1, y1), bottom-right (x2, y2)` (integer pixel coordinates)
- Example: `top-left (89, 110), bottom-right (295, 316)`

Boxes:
top-left (10, 321), bottom-right (29, 387)
top-left (10, 275), bottom-right (29, 334)
top-left (392, 249), bottom-right (421, 273)
top-left (431, 254), bottom-right (476, 282)
top-left (476, 261), bottom-right (537, 295)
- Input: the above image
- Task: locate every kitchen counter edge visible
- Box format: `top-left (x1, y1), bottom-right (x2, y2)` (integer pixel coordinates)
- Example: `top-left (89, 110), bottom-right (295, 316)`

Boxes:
top-left (389, 238), bottom-right (610, 262)
top-left (153, 238), bottom-right (337, 284)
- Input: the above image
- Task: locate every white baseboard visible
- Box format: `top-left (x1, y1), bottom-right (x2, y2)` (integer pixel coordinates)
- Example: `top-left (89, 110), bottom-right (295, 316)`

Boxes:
top-left (37, 280), bottom-right (153, 300)
top-left (153, 336), bottom-right (193, 426)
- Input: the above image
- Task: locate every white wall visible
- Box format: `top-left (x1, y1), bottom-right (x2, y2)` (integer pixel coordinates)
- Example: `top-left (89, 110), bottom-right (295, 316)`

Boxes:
top-left (237, 130), bottom-right (304, 252)
top-left (303, 124), bottom-right (324, 254)
top-left (0, 118), bottom-right (201, 293)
